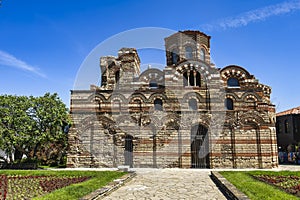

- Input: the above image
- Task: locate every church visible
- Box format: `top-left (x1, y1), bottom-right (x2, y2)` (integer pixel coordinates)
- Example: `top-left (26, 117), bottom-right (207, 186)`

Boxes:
top-left (67, 30), bottom-right (278, 169)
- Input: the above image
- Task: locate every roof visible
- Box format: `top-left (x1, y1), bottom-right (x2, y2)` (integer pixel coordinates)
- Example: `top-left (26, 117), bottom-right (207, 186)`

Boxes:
top-left (179, 30), bottom-right (211, 38)
top-left (277, 106), bottom-right (300, 117)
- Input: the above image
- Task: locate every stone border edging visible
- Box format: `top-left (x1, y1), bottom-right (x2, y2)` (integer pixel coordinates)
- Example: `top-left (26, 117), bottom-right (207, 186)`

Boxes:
top-left (80, 172), bottom-right (136, 200)
top-left (211, 171), bottom-right (249, 200)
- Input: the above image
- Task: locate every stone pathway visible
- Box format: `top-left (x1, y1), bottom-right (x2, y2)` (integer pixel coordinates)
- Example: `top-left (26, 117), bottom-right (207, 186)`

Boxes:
top-left (101, 168), bottom-right (226, 200)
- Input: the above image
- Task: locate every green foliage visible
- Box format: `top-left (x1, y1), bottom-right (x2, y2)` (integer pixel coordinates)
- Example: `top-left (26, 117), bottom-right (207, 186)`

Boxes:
top-left (220, 171), bottom-right (299, 200)
top-left (0, 93), bottom-right (70, 165)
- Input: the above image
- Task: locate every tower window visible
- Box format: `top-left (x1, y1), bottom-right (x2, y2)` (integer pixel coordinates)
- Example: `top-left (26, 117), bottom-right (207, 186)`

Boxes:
top-left (188, 99), bottom-right (198, 110)
top-left (154, 99), bottom-right (163, 111)
top-left (115, 71), bottom-right (120, 83)
top-left (225, 98), bottom-right (234, 110)
top-left (115, 71), bottom-right (120, 86)
top-left (200, 48), bottom-right (205, 61)
top-left (185, 46), bottom-right (193, 59)
top-left (227, 77), bottom-right (239, 87)
top-left (101, 75), bottom-right (107, 87)
top-left (171, 49), bottom-right (179, 64)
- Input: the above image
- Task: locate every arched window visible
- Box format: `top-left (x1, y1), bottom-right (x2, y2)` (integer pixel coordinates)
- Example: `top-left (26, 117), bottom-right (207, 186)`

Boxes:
top-left (200, 48), bottom-right (205, 61)
top-left (189, 71), bottom-right (195, 86)
top-left (285, 119), bottom-right (289, 133)
top-left (185, 46), bottom-right (193, 59)
top-left (154, 99), bottom-right (163, 111)
top-left (183, 71), bottom-right (201, 87)
top-left (225, 98), bottom-right (234, 110)
top-left (196, 72), bottom-right (201, 87)
top-left (227, 78), bottom-right (239, 87)
top-left (171, 49), bottom-right (178, 64)
top-left (115, 71), bottom-right (120, 84)
top-left (183, 72), bottom-right (188, 86)
top-left (188, 99), bottom-right (198, 110)
top-left (149, 80), bottom-right (158, 88)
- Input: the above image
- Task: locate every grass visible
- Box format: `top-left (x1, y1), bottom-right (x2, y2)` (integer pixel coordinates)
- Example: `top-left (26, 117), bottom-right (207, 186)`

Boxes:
top-left (219, 171), bottom-right (299, 200)
top-left (0, 170), bottom-right (126, 200)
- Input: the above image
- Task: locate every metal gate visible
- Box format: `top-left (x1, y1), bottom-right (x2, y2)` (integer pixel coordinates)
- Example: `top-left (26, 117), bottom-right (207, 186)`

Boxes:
top-left (191, 125), bottom-right (209, 168)
top-left (124, 135), bottom-right (133, 167)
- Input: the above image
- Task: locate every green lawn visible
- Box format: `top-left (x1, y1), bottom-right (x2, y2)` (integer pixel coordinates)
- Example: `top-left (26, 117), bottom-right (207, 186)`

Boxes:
top-left (219, 171), bottom-right (300, 200)
top-left (0, 170), bottom-right (126, 200)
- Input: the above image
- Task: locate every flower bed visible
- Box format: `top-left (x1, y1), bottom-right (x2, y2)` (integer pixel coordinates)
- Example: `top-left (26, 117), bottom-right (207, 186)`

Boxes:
top-left (253, 174), bottom-right (300, 197)
top-left (0, 175), bottom-right (90, 200)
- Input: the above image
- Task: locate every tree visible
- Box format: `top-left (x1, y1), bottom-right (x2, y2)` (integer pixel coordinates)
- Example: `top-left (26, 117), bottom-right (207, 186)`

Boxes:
top-left (0, 93), bottom-right (70, 165)
top-left (30, 93), bottom-right (71, 165)
top-left (0, 95), bottom-right (35, 162)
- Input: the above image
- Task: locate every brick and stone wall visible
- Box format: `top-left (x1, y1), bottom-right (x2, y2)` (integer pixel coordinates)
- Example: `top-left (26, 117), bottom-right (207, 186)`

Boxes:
top-left (67, 30), bottom-right (278, 169)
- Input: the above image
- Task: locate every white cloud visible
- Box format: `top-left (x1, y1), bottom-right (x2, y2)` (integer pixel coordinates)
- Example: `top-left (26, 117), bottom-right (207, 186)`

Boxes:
top-left (203, 0), bottom-right (300, 30)
top-left (0, 50), bottom-right (46, 78)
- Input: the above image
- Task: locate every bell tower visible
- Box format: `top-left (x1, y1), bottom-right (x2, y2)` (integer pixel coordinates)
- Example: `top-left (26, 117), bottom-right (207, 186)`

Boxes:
top-left (100, 48), bottom-right (140, 89)
top-left (164, 30), bottom-right (211, 66)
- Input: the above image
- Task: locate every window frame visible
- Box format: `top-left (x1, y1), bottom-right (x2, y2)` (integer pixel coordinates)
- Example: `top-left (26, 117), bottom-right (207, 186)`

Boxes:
top-left (227, 77), bottom-right (240, 88)
top-left (171, 49), bottom-right (179, 64)
top-left (200, 48), bottom-right (205, 61)
top-left (154, 98), bottom-right (163, 111)
top-left (225, 98), bottom-right (234, 110)
top-left (183, 70), bottom-right (201, 87)
top-left (188, 98), bottom-right (198, 111)
top-left (185, 46), bottom-right (193, 59)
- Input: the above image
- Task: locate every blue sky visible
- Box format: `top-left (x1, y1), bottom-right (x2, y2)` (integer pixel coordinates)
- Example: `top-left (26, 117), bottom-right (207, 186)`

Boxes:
top-left (0, 0), bottom-right (299, 112)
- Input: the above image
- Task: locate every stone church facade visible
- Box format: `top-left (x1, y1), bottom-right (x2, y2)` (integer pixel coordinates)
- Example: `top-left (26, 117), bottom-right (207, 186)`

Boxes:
top-left (67, 30), bottom-right (278, 169)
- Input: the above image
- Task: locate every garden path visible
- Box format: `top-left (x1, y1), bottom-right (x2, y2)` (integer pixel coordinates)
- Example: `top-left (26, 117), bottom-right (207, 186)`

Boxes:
top-left (100, 168), bottom-right (226, 200)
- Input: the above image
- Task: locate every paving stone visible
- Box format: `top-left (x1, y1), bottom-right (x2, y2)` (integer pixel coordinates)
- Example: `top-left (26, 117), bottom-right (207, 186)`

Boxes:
top-left (102, 168), bottom-right (226, 200)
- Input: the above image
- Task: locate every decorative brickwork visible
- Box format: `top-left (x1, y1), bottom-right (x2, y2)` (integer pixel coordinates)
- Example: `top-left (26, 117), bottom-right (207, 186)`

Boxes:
top-left (67, 30), bottom-right (278, 169)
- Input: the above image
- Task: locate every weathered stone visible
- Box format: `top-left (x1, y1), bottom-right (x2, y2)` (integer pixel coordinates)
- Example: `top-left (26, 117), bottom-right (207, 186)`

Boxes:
top-left (67, 30), bottom-right (278, 169)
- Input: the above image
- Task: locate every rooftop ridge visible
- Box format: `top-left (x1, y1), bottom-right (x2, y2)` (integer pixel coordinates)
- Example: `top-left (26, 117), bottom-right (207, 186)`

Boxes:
top-left (277, 106), bottom-right (300, 116)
